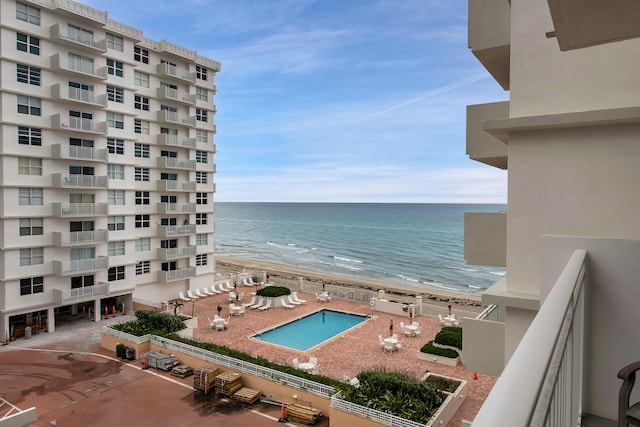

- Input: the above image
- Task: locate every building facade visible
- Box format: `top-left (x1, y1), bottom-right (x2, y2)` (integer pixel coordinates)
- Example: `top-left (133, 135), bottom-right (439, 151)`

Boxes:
top-left (464, 0), bottom-right (640, 423)
top-left (0, 0), bottom-right (220, 336)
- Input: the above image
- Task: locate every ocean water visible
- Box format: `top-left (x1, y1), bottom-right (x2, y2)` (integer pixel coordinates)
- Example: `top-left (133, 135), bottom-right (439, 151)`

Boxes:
top-left (214, 202), bottom-right (506, 296)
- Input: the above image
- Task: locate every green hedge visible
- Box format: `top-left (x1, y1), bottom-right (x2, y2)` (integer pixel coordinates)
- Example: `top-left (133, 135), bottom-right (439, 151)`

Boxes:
top-left (424, 375), bottom-right (461, 393)
top-left (340, 370), bottom-right (444, 424)
top-left (434, 326), bottom-right (462, 349)
top-left (112, 310), bottom-right (185, 336)
top-left (420, 341), bottom-right (459, 358)
top-left (256, 285), bottom-right (291, 298)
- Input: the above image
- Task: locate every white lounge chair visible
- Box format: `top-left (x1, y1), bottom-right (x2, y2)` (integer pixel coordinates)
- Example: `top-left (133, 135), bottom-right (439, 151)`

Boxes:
top-left (178, 291), bottom-right (191, 302)
top-left (243, 294), bottom-right (257, 308)
top-left (287, 295), bottom-right (302, 305)
top-left (186, 289), bottom-right (199, 299)
top-left (281, 297), bottom-right (295, 309)
top-left (258, 299), bottom-right (272, 311)
top-left (195, 288), bottom-right (207, 298)
top-left (292, 292), bottom-right (307, 303)
top-left (250, 297), bottom-right (265, 309)
top-left (242, 277), bottom-right (253, 286)
top-left (210, 285), bottom-right (223, 294)
top-left (202, 286), bottom-right (215, 296)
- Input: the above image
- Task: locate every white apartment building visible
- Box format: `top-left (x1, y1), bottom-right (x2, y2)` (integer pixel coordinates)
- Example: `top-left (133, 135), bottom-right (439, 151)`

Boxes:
top-left (0, 0), bottom-right (220, 337)
top-left (464, 0), bottom-right (640, 424)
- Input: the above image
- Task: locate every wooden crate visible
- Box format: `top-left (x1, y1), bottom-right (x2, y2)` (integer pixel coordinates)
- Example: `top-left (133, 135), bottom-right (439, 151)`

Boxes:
top-left (193, 366), bottom-right (219, 394)
top-left (214, 371), bottom-right (242, 396)
top-left (285, 403), bottom-right (322, 425)
top-left (232, 387), bottom-right (261, 404)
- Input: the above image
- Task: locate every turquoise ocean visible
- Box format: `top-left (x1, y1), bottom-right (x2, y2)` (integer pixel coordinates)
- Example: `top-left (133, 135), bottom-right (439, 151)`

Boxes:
top-left (214, 203), bottom-right (506, 296)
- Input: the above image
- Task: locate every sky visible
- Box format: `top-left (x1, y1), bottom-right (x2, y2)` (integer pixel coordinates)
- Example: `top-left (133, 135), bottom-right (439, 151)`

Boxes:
top-left (80, 0), bottom-right (509, 203)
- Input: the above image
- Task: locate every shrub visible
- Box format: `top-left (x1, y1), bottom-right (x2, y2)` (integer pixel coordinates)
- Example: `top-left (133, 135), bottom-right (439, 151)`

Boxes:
top-left (420, 341), bottom-right (459, 358)
top-left (424, 375), bottom-right (461, 393)
top-left (434, 326), bottom-right (462, 349)
top-left (256, 285), bottom-right (291, 298)
top-left (111, 310), bottom-right (185, 336)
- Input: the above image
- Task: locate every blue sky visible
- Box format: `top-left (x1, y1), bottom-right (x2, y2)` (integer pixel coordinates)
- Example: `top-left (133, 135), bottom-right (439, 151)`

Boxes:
top-left (81, 0), bottom-right (508, 203)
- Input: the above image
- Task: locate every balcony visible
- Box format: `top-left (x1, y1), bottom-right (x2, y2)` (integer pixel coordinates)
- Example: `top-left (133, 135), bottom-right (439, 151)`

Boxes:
top-left (51, 113), bottom-right (107, 134)
top-left (156, 62), bottom-right (196, 83)
top-left (51, 144), bottom-right (108, 162)
top-left (50, 83), bottom-right (107, 107)
top-left (50, 23), bottom-right (107, 52)
top-left (156, 156), bottom-right (197, 171)
top-left (157, 110), bottom-right (196, 127)
top-left (157, 245), bottom-right (197, 261)
top-left (53, 256), bottom-right (108, 276)
top-left (157, 133), bottom-right (197, 149)
top-left (157, 179), bottom-right (197, 192)
top-left (464, 211), bottom-right (507, 267)
top-left (50, 53), bottom-right (107, 80)
top-left (158, 266), bottom-right (197, 283)
top-left (52, 173), bottom-right (108, 189)
top-left (52, 202), bottom-right (108, 217)
top-left (157, 202), bottom-right (197, 214)
top-left (159, 224), bottom-right (197, 238)
top-left (468, 0), bottom-right (510, 90)
top-left (466, 102), bottom-right (508, 169)
top-left (52, 229), bottom-right (108, 247)
top-left (53, 282), bottom-right (108, 305)
top-left (157, 86), bottom-right (196, 105)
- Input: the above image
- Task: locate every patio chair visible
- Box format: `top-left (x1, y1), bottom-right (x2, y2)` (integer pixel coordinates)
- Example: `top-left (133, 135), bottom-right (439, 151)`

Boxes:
top-left (250, 297), bottom-right (265, 309)
top-left (287, 295), bottom-right (302, 305)
top-left (394, 339), bottom-right (403, 351)
top-left (400, 321), bottom-right (406, 330)
top-left (178, 291), bottom-right (191, 302)
top-left (292, 292), bottom-right (307, 303)
top-left (378, 335), bottom-right (385, 346)
top-left (403, 328), bottom-right (414, 337)
top-left (618, 360), bottom-right (640, 427)
top-left (228, 292), bottom-right (237, 302)
top-left (243, 294), bottom-right (257, 308)
top-left (293, 358), bottom-right (300, 369)
top-left (309, 357), bottom-right (319, 373)
top-left (195, 288), bottom-right (207, 298)
top-left (383, 342), bottom-right (394, 353)
top-left (281, 297), bottom-right (295, 309)
top-left (258, 299), bottom-right (272, 311)
top-left (186, 289), bottom-right (198, 299)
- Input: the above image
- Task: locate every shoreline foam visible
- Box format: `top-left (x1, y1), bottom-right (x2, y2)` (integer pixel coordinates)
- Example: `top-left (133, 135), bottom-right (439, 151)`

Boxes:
top-left (215, 255), bottom-right (486, 312)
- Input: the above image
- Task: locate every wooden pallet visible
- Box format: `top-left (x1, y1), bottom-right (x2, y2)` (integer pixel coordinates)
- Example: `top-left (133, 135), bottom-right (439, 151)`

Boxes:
top-left (171, 365), bottom-right (193, 378)
top-left (232, 387), bottom-right (261, 404)
top-left (214, 371), bottom-right (242, 396)
top-left (193, 366), bottom-right (219, 394)
top-left (285, 403), bottom-right (322, 425)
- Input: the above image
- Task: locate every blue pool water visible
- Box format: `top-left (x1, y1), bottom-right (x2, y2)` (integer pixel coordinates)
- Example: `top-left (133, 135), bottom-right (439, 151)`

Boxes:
top-left (252, 309), bottom-right (368, 351)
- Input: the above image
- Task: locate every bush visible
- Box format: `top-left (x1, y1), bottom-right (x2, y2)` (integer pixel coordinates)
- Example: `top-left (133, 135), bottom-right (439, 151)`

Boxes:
top-left (111, 310), bottom-right (185, 336)
top-left (256, 285), bottom-right (291, 298)
top-left (420, 341), bottom-right (459, 358)
top-left (434, 326), bottom-right (462, 349)
top-left (424, 375), bottom-right (461, 393)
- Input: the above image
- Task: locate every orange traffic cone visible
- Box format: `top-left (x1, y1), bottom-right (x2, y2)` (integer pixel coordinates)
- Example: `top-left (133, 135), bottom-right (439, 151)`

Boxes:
top-left (278, 400), bottom-right (285, 422)
top-left (473, 372), bottom-right (478, 380)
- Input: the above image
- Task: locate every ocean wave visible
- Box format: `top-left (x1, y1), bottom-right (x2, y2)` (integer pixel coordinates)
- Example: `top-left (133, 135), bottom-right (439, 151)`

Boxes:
top-left (333, 256), bottom-right (363, 264)
top-left (392, 273), bottom-right (420, 283)
top-left (489, 271), bottom-right (506, 276)
top-left (448, 266), bottom-right (477, 272)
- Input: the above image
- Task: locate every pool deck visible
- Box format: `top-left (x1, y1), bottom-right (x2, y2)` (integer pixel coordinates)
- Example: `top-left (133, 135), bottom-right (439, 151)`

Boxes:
top-left (190, 290), bottom-right (496, 426)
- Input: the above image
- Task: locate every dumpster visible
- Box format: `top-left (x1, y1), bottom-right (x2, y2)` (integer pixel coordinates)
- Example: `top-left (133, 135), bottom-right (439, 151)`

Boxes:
top-left (24, 326), bottom-right (31, 339)
top-left (116, 343), bottom-right (125, 358)
top-left (125, 347), bottom-right (135, 360)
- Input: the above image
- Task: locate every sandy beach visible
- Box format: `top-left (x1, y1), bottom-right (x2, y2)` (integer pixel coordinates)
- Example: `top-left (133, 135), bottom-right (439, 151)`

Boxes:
top-left (215, 255), bottom-right (486, 312)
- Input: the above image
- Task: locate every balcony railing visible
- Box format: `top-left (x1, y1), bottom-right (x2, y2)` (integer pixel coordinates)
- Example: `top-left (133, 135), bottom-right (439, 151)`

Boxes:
top-left (156, 156), bottom-right (197, 171)
top-left (471, 249), bottom-right (586, 426)
top-left (51, 144), bottom-right (108, 162)
top-left (156, 62), bottom-right (196, 83)
top-left (53, 256), bottom-right (109, 276)
top-left (156, 133), bottom-right (197, 149)
top-left (52, 229), bottom-right (108, 247)
top-left (52, 202), bottom-right (108, 217)
top-left (158, 267), bottom-right (196, 282)
top-left (157, 110), bottom-right (197, 127)
top-left (157, 202), bottom-right (197, 214)
top-left (157, 179), bottom-right (197, 192)
top-left (50, 23), bottom-right (106, 52)
top-left (159, 224), bottom-right (197, 237)
top-left (50, 83), bottom-right (107, 107)
top-left (51, 114), bottom-right (107, 134)
top-left (52, 173), bottom-right (108, 188)
top-left (53, 283), bottom-right (109, 305)
top-left (156, 86), bottom-right (196, 105)
top-left (157, 245), bottom-right (197, 261)
top-left (50, 53), bottom-right (107, 79)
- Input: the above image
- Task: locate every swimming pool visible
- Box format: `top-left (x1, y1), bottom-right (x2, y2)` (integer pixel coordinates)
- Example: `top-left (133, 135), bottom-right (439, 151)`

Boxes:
top-left (252, 309), bottom-right (368, 351)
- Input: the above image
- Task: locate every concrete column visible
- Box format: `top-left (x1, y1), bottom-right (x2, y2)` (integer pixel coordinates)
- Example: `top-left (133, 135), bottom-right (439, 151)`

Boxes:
top-left (1, 314), bottom-right (8, 342)
top-left (415, 296), bottom-right (423, 315)
top-left (378, 289), bottom-right (386, 300)
top-left (47, 307), bottom-right (55, 333)
top-left (71, 304), bottom-right (78, 316)
top-left (94, 299), bottom-right (100, 322)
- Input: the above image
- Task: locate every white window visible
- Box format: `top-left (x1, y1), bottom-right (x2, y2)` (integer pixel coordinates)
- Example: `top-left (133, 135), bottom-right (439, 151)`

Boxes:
top-left (134, 95), bottom-right (149, 111)
top-left (19, 218), bottom-right (43, 235)
top-left (107, 86), bottom-right (124, 103)
top-left (195, 213), bottom-right (207, 225)
top-left (195, 171), bottom-right (207, 184)
top-left (67, 24), bottom-right (93, 46)
top-left (17, 63), bottom-right (40, 85)
top-left (20, 247), bottom-right (44, 266)
top-left (196, 87), bottom-right (208, 102)
top-left (19, 187), bottom-right (42, 205)
top-left (17, 95), bottom-right (41, 116)
top-left (195, 129), bottom-right (208, 144)
top-left (134, 47), bottom-right (148, 64)
top-left (107, 216), bottom-right (124, 231)
top-left (135, 238), bottom-right (150, 252)
top-left (196, 108), bottom-right (207, 122)
top-left (16, 2), bottom-right (40, 25)
top-left (196, 192), bottom-right (207, 205)
top-left (136, 260), bottom-right (150, 275)
top-left (20, 276), bottom-right (43, 295)
top-left (196, 234), bottom-right (208, 246)
top-left (134, 119), bottom-right (149, 135)
top-left (196, 66), bottom-right (207, 81)
top-left (107, 190), bottom-right (125, 205)
top-left (134, 167), bottom-right (149, 181)
top-left (135, 191), bottom-right (149, 205)
top-left (18, 127), bottom-right (42, 146)
top-left (18, 157), bottom-right (42, 175)
top-left (134, 71), bottom-right (149, 87)
top-left (108, 266), bottom-right (125, 281)
top-left (135, 143), bottom-right (149, 158)
top-left (68, 53), bottom-right (93, 74)
top-left (17, 32), bottom-right (39, 55)
top-left (106, 58), bottom-right (123, 77)
top-left (107, 164), bottom-right (124, 179)
top-left (106, 33), bottom-right (123, 52)
top-left (108, 241), bottom-right (125, 256)
top-left (106, 112), bottom-right (124, 129)
top-left (196, 254), bottom-right (208, 266)
top-left (196, 151), bottom-right (207, 163)
top-left (107, 138), bottom-right (124, 154)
